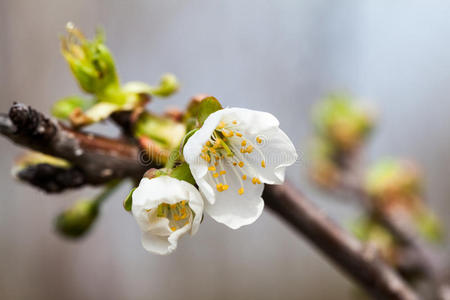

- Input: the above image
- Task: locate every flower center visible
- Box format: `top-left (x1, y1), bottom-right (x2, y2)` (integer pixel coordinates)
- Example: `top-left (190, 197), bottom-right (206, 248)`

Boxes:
top-left (147, 200), bottom-right (192, 232)
top-left (199, 120), bottom-right (265, 195)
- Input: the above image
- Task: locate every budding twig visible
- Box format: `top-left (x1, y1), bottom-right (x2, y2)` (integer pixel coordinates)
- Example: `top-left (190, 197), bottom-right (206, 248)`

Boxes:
top-left (0, 103), bottom-right (421, 299)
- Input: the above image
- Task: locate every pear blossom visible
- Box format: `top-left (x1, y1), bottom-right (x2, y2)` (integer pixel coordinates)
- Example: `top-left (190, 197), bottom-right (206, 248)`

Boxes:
top-left (183, 108), bottom-right (298, 229)
top-left (132, 176), bottom-right (203, 255)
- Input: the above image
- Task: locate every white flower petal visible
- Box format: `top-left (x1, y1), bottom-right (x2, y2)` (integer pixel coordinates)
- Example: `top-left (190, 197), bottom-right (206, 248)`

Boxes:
top-left (204, 162), bottom-right (265, 229)
top-left (132, 176), bottom-right (204, 254)
top-left (221, 107), bottom-right (280, 134)
top-left (141, 231), bottom-right (172, 255)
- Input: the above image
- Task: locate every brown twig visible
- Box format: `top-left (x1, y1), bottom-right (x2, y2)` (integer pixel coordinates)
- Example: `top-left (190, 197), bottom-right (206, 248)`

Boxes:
top-left (0, 103), bottom-right (147, 185)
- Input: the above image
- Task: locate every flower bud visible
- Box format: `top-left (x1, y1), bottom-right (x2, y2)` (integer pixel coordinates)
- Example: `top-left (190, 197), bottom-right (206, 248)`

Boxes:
top-left (365, 159), bottom-right (421, 212)
top-left (61, 23), bottom-right (119, 95)
top-left (313, 94), bottom-right (375, 152)
top-left (134, 112), bottom-right (186, 150)
top-left (148, 73), bottom-right (179, 97)
top-left (55, 199), bottom-right (99, 238)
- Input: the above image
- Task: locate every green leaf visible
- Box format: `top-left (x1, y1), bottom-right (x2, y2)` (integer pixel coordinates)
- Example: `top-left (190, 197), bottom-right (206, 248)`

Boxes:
top-left (51, 96), bottom-right (94, 119)
top-left (123, 187), bottom-right (136, 212)
top-left (170, 162), bottom-right (196, 186)
top-left (180, 128), bottom-right (199, 149)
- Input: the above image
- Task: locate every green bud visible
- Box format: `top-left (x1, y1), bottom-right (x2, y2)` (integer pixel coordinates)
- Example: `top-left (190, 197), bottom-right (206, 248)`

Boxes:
top-left (350, 216), bottom-right (397, 264)
top-left (51, 96), bottom-right (94, 119)
top-left (55, 199), bottom-right (99, 238)
top-left (121, 74), bottom-right (179, 99)
top-left (313, 93), bottom-right (375, 151)
top-left (148, 73), bottom-right (179, 97)
top-left (415, 211), bottom-right (444, 243)
top-left (134, 112), bottom-right (186, 150)
top-left (365, 159), bottom-right (421, 201)
top-left (61, 23), bottom-right (119, 95)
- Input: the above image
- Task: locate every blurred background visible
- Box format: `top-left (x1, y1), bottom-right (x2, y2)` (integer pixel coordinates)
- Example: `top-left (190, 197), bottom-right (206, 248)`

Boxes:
top-left (1, 0), bottom-right (450, 299)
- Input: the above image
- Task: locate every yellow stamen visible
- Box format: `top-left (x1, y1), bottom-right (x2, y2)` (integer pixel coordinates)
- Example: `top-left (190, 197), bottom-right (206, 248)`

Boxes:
top-left (241, 140), bottom-right (247, 147)
top-left (201, 154), bottom-right (211, 162)
top-left (213, 173), bottom-right (219, 178)
top-left (233, 162), bottom-right (237, 166)
top-left (232, 120), bottom-right (237, 124)
top-left (222, 130), bottom-right (234, 137)
top-left (206, 141), bottom-right (212, 147)
top-left (256, 136), bottom-right (263, 144)
top-left (216, 183), bottom-right (223, 191)
top-left (238, 161), bottom-right (244, 168)
top-left (208, 166), bottom-right (216, 171)
top-left (245, 145), bottom-right (253, 153)
top-left (213, 139), bottom-right (222, 149)
top-left (220, 170), bottom-right (227, 175)
top-left (222, 184), bottom-right (229, 191)
top-left (261, 160), bottom-right (266, 168)
top-left (238, 187), bottom-right (244, 195)
top-left (252, 177), bottom-right (258, 184)
top-left (242, 174), bottom-right (247, 180)
top-left (171, 227), bottom-right (177, 231)
top-left (218, 121), bottom-right (226, 129)
top-left (236, 132), bottom-right (243, 137)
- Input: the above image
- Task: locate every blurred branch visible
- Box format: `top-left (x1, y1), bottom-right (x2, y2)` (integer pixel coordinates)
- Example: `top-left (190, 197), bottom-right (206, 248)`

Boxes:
top-left (0, 103), bottom-right (421, 299)
top-left (342, 182), bottom-right (450, 300)
top-left (263, 183), bottom-right (419, 300)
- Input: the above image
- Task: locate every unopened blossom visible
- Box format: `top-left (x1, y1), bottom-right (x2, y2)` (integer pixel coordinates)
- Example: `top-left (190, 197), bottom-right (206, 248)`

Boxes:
top-left (184, 108), bottom-right (297, 229)
top-left (132, 176), bottom-right (203, 255)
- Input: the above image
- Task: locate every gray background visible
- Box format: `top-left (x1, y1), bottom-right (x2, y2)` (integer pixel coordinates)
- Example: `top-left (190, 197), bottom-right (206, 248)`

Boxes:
top-left (1, 1), bottom-right (450, 299)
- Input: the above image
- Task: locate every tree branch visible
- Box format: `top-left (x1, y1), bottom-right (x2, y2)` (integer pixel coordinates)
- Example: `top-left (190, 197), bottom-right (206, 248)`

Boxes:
top-left (344, 184), bottom-right (450, 300)
top-left (0, 103), bottom-right (420, 299)
top-left (263, 183), bottom-right (419, 300)
top-left (0, 103), bottom-right (147, 185)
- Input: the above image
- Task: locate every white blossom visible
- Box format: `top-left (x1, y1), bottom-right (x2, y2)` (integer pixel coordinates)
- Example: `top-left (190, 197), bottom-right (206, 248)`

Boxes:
top-left (184, 108), bottom-right (297, 229)
top-left (132, 176), bottom-right (203, 255)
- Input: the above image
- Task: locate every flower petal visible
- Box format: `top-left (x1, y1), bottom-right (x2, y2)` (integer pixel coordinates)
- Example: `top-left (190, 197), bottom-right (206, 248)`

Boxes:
top-left (179, 180), bottom-right (204, 235)
top-left (221, 108), bottom-right (280, 133)
top-left (183, 109), bottom-right (225, 179)
top-left (204, 162), bottom-right (265, 229)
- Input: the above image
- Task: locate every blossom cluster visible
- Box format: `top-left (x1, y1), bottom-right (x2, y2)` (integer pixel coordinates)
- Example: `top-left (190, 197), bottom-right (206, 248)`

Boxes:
top-left (131, 105), bottom-right (298, 254)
